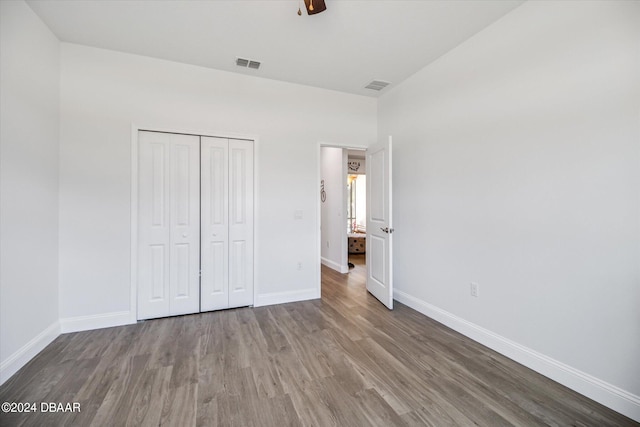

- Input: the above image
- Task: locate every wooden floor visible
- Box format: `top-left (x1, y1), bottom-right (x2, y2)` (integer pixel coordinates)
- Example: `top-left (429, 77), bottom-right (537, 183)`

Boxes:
top-left (1, 254), bottom-right (636, 426)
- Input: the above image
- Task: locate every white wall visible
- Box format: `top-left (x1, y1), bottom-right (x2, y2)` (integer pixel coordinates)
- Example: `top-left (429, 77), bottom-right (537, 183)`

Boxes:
top-left (58, 44), bottom-right (376, 324)
top-left (0, 0), bottom-right (60, 383)
top-left (321, 147), bottom-right (348, 272)
top-left (379, 0), bottom-right (640, 419)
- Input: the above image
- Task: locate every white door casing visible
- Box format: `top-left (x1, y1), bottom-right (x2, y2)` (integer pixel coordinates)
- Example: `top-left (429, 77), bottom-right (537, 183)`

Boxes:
top-left (366, 136), bottom-right (393, 309)
top-left (138, 131), bottom-right (201, 320)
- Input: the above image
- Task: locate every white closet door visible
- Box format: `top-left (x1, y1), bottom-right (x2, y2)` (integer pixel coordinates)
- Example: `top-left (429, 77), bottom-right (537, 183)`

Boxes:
top-left (228, 140), bottom-right (254, 308)
top-left (201, 138), bottom-right (254, 310)
top-left (138, 131), bottom-right (200, 320)
top-left (200, 137), bottom-right (229, 311)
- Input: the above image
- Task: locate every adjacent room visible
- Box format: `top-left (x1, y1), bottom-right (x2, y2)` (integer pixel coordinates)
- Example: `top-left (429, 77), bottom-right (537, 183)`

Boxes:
top-left (320, 147), bottom-right (368, 275)
top-left (1, 0), bottom-right (639, 425)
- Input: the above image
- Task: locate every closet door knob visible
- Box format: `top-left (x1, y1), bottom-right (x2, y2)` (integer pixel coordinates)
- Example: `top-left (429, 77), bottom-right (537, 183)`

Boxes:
top-left (182, 233), bottom-right (188, 238)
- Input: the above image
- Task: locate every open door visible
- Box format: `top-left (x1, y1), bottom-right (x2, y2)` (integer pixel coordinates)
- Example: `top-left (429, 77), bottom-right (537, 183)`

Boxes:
top-left (366, 136), bottom-right (393, 309)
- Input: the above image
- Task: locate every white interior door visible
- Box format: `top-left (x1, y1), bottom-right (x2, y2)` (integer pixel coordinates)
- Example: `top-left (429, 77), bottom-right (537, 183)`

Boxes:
top-left (138, 131), bottom-right (201, 320)
top-left (200, 137), bottom-right (254, 311)
top-left (228, 140), bottom-right (254, 308)
top-left (200, 137), bottom-right (229, 311)
top-left (366, 136), bottom-right (393, 309)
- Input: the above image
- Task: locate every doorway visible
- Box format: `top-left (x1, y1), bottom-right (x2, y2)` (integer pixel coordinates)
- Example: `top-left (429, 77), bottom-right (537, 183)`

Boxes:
top-left (319, 144), bottom-right (367, 293)
top-left (318, 137), bottom-right (394, 309)
top-left (346, 150), bottom-right (367, 271)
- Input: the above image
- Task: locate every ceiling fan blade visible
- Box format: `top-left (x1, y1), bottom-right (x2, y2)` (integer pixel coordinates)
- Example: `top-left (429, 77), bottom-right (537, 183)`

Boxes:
top-left (303, 0), bottom-right (327, 15)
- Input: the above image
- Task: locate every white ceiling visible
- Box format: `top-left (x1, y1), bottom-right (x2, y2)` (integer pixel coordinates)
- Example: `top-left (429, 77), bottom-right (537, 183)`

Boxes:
top-left (26, 0), bottom-right (524, 97)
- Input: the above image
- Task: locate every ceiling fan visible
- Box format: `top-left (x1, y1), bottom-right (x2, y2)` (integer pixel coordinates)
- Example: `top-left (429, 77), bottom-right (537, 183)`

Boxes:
top-left (298, 0), bottom-right (327, 16)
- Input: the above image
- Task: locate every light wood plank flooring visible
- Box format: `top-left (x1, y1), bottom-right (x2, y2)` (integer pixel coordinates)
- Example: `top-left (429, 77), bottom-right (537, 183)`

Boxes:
top-left (0, 255), bottom-right (636, 426)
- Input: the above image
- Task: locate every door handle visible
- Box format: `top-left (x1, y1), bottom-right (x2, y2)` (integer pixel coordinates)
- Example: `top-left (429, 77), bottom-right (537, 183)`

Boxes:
top-left (380, 227), bottom-right (395, 234)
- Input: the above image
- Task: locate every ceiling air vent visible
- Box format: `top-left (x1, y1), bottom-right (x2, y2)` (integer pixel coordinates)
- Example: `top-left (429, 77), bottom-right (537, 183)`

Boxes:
top-left (365, 80), bottom-right (390, 91)
top-left (236, 57), bottom-right (261, 70)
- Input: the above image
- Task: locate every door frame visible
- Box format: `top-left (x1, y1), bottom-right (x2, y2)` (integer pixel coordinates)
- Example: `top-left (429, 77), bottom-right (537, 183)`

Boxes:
top-left (130, 124), bottom-right (259, 322)
top-left (316, 141), bottom-right (368, 297)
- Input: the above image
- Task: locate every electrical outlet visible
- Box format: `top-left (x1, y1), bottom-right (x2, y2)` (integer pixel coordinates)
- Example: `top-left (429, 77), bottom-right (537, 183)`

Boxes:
top-left (470, 282), bottom-right (479, 298)
top-left (297, 262), bottom-right (302, 270)
top-left (326, 241), bottom-right (330, 248)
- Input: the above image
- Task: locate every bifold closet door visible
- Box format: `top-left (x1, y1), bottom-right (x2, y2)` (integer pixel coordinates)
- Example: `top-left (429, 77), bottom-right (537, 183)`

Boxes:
top-left (138, 131), bottom-right (200, 320)
top-left (201, 137), bottom-right (254, 311)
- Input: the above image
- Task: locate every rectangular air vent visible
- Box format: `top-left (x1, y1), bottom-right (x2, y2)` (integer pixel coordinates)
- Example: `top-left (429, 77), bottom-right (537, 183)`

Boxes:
top-left (365, 80), bottom-right (390, 91)
top-left (236, 57), bottom-right (260, 70)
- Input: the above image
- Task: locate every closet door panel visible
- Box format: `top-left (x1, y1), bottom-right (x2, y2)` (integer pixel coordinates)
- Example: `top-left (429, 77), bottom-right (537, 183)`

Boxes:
top-left (169, 138), bottom-right (201, 316)
top-left (138, 133), bottom-right (171, 319)
top-left (228, 140), bottom-right (254, 308)
top-left (138, 131), bottom-right (200, 320)
top-left (200, 137), bottom-right (229, 311)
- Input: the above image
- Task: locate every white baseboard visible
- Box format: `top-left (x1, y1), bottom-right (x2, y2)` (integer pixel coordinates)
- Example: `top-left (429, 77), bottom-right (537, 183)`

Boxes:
top-left (321, 257), bottom-right (349, 274)
top-left (394, 289), bottom-right (640, 422)
top-left (59, 310), bottom-right (134, 334)
top-left (0, 321), bottom-right (60, 386)
top-left (254, 288), bottom-right (319, 307)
